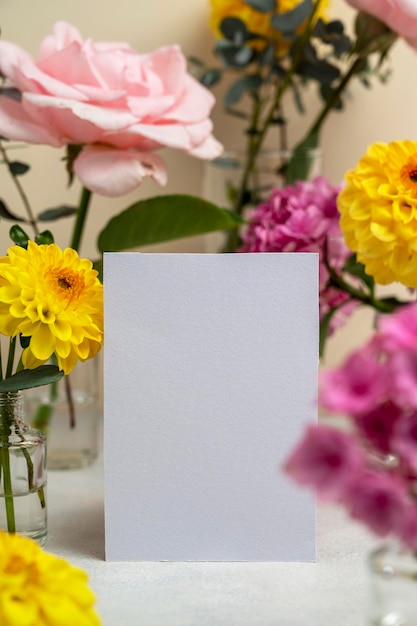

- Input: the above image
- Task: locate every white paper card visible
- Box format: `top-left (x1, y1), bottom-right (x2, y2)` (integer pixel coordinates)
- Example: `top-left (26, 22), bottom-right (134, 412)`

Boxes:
top-left (103, 252), bottom-right (318, 562)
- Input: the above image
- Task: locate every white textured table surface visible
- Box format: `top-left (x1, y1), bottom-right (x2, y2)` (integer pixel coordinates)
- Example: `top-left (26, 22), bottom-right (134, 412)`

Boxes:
top-left (47, 458), bottom-right (375, 626)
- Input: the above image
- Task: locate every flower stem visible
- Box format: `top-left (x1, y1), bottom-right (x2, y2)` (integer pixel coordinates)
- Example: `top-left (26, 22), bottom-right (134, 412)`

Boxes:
top-left (0, 392), bottom-right (16, 533)
top-left (0, 141), bottom-right (39, 238)
top-left (70, 186), bottom-right (92, 252)
top-left (223, 0), bottom-right (323, 252)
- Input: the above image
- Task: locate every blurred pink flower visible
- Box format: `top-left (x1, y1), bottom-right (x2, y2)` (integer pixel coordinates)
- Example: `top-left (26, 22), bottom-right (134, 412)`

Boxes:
top-left (353, 401), bottom-right (403, 455)
top-left (399, 505), bottom-right (417, 550)
top-left (380, 302), bottom-right (417, 351)
top-left (387, 350), bottom-right (417, 409)
top-left (345, 471), bottom-right (410, 536)
top-left (283, 424), bottom-right (365, 502)
top-left (0, 21), bottom-right (223, 196)
top-left (345, 0), bottom-right (417, 49)
top-left (319, 341), bottom-right (387, 415)
top-left (392, 412), bottom-right (417, 473)
top-left (238, 176), bottom-right (357, 335)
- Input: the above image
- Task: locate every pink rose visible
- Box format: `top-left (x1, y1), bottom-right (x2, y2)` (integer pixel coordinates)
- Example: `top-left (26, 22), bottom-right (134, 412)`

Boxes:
top-left (345, 0), bottom-right (417, 49)
top-left (0, 21), bottom-right (223, 196)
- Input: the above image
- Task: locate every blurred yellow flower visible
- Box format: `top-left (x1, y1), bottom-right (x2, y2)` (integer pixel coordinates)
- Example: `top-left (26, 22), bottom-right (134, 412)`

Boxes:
top-left (209, 0), bottom-right (328, 51)
top-left (337, 140), bottom-right (417, 288)
top-left (0, 530), bottom-right (100, 626)
top-left (0, 242), bottom-right (103, 374)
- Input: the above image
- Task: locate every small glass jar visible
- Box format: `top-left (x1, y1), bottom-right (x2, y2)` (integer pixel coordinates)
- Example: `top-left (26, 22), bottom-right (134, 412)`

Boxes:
top-left (368, 542), bottom-right (417, 626)
top-left (0, 391), bottom-right (47, 545)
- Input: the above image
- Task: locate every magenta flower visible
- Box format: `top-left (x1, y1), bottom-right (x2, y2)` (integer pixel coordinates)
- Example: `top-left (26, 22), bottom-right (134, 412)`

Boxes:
top-left (345, 0), bottom-right (417, 50)
top-left (353, 401), bottom-right (403, 456)
top-left (319, 341), bottom-right (387, 416)
top-left (399, 505), bottom-right (417, 550)
top-left (380, 302), bottom-right (417, 352)
top-left (345, 471), bottom-right (410, 537)
top-left (283, 424), bottom-right (365, 502)
top-left (387, 350), bottom-right (417, 409)
top-left (238, 176), bottom-right (357, 335)
top-left (392, 412), bottom-right (417, 473)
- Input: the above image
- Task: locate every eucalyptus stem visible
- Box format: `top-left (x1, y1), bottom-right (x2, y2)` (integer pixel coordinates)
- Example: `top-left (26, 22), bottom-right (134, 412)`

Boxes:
top-left (0, 141), bottom-right (39, 237)
top-left (303, 56), bottom-right (365, 141)
top-left (223, 0), bottom-right (323, 252)
top-left (0, 342), bottom-right (17, 533)
top-left (70, 186), bottom-right (92, 252)
top-left (0, 444), bottom-right (15, 533)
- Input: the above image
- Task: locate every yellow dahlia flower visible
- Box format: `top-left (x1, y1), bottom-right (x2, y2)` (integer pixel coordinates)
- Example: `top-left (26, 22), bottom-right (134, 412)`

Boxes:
top-left (0, 242), bottom-right (103, 374)
top-left (337, 140), bottom-right (417, 288)
top-left (0, 530), bottom-right (100, 626)
top-left (209, 0), bottom-right (328, 51)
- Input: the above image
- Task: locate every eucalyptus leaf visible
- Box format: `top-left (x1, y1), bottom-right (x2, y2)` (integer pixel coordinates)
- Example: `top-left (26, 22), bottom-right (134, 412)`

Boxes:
top-left (0, 87), bottom-right (21, 102)
top-left (35, 230), bottom-right (54, 245)
top-left (215, 42), bottom-right (255, 68)
top-left (220, 17), bottom-right (252, 44)
top-left (0, 199), bottom-right (24, 222)
top-left (200, 69), bottom-right (222, 88)
top-left (0, 365), bottom-right (64, 393)
top-left (8, 161), bottom-right (30, 176)
top-left (224, 74), bottom-right (263, 107)
top-left (97, 195), bottom-right (242, 252)
top-left (9, 224), bottom-right (29, 248)
top-left (37, 205), bottom-right (78, 222)
top-left (243, 0), bottom-right (275, 12)
top-left (297, 58), bottom-right (340, 84)
top-left (270, 0), bottom-right (313, 33)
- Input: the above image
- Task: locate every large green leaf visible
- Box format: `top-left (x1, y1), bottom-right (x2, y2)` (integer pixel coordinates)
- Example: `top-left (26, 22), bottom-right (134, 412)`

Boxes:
top-left (0, 365), bottom-right (64, 392)
top-left (97, 194), bottom-right (242, 252)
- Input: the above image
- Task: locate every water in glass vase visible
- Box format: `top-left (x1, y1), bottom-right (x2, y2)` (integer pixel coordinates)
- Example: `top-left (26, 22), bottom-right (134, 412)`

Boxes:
top-left (0, 392), bottom-right (47, 545)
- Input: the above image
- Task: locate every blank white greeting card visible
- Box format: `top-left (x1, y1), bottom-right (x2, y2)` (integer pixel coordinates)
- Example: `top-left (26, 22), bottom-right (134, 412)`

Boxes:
top-left (103, 252), bottom-right (318, 562)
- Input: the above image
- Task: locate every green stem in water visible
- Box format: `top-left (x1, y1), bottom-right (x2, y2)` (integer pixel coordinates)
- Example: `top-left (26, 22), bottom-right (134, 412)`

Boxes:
top-left (0, 445), bottom-right (15, 533)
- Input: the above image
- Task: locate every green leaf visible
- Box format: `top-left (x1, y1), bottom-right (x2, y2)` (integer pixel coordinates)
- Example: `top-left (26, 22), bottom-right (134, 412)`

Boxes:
top-left (343, 254), bottom-right (374, 291)
top-left (9, 224), bottom-right (29, 248)
top-left (35, 230), bottom-right (54, 245)
top-left (37, 205), bottom-right (78, 221)
top-left (215, 42), bottom-right (255, 68)
top-left (220, 17), bottom-right (252, 43)
top-left (0, 365), bottom-right (64, 392)
top-left (200, 69), bottom-right (222, 88)
top-left (243, 0), bottom-right (275, 12)
top-left (0, 199), bottom-right (24, 222)
top-left (97, 194), bottom-right (242, 252)
top-left (224, 74), bottom-right (263, 107)
top-left (8, 161), bottom-right (30, 176)
top-left (297, 57), bottom-right (340, 84)
top-left (270, 0), bottom-right (313, 33)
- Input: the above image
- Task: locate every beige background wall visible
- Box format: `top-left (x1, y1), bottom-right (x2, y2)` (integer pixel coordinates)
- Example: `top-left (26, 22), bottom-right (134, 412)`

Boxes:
top-left (0, 0), bottom-right (415, 365)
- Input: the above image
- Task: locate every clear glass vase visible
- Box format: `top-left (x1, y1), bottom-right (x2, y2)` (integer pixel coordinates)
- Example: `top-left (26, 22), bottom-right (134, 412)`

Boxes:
top-left (368, 543), bottom-right (417, 626)
top-left (25, 358), bottom-right (101, 470)
top-left (202, 147), bottom-right (322, 252)
top-left (0, 391), bottom-right (47, 546)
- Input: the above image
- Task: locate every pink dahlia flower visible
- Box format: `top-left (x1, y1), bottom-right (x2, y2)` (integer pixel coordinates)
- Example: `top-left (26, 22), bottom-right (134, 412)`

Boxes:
top-left (0, 21), bottom-right (223, 196)
top-left (239, 176), bottom-right (357, 334)
top-left (283, 424), bottom-right (365, 502)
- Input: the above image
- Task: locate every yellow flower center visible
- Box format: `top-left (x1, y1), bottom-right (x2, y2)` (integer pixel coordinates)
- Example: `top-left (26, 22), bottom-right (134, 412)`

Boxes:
top-left (400, 158), bottom-right (417, 194)
top-left (48, 269), bottom-right (85, 306)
